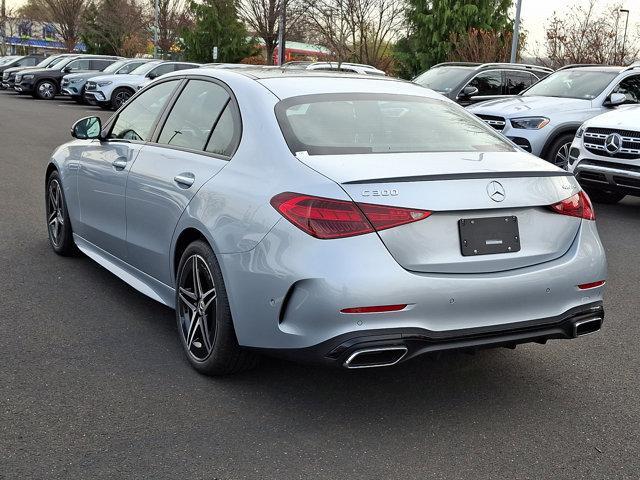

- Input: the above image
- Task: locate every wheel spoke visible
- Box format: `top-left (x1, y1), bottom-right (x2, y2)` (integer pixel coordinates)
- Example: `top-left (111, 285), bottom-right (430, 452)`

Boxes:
top-left (49, 187), bottom-right (58, 209)
top-left (192, 256), bottom-right (203, 298)
top-left (200, 316), bottom-right (212, 353)
top-left (186, 311), bottom-right (199, 350)
top-left (202, 287), bottom-right (216, 310)
top-left (179, 288), bottom-right (197, 312)
top-left (48, 211), bottom-right (57, 224)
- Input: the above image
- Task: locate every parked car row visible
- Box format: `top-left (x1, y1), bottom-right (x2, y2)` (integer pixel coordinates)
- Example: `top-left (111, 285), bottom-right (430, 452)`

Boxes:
top-left (412, 61), bottom-right (640, 204)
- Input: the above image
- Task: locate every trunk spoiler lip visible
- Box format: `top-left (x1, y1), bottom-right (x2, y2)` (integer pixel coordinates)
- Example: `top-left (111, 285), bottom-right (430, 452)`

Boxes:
top-left (342, 170), bottom-right (574, 185)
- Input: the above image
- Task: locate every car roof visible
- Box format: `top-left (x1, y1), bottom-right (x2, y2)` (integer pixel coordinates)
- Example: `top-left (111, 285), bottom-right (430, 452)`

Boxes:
top-left (562, 66), bottom-right (625, 73)
top-left (170, 67), bottom-right (440, 100)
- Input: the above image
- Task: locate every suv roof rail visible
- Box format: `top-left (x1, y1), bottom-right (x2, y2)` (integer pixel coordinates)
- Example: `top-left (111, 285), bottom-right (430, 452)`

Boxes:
top-left (621, 62), bottom-right (640, 73)
top-left (477, 62), bottom-right (553, 72)
top-left (556, 64), bottom-right (609, 71)
top-left (431, 62), bottom-right (481, 68)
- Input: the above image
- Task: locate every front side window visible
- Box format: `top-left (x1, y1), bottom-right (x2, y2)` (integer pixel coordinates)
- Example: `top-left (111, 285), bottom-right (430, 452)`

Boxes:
top-left (523, 70), bottom-right (618, 99)
top-left (157, 80), bottom-right (229, 151)
top-left (276, 93), bottom-right (513, 156)
top-left (466, 71), bottom-right (502, 96)
top-left (117, 61), bottom-right (146, 74)
top-left (110, 80), bottom-right (179, 141)
top-left (613, 75), bottom-right (640, 104)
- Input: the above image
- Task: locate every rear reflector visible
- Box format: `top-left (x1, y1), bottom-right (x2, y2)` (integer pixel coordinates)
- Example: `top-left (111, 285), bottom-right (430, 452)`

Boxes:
top-left (548, 190), bottom-right (595, 220)
top-left (270, 192), bottom-right (431, 239)
top-left (577, 280), bottom-right (605, 290)
top-left (341, 304), bottom-right (408, 314)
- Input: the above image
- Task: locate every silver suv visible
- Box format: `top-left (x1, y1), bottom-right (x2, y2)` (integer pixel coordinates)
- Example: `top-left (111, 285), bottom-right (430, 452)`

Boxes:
top-left (568, 105), bottom-right (640, 204)
top-left (468, 65), bottom-right (640, 167)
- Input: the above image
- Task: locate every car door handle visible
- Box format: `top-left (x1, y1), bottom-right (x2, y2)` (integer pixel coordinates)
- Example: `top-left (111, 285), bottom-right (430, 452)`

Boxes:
top-left (112, 158), bottom-right (128, 170)
top-left (174, 173), bottom-right (195, 188)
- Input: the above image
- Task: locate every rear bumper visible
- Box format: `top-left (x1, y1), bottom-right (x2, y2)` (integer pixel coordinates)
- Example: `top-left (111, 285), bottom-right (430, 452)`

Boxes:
top-left (253, 302), bottom-right (604, 367)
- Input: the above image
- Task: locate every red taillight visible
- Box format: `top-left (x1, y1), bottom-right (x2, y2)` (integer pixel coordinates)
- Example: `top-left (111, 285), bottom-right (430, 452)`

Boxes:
top-left (577, 280), bottom-right (605, 290)
top-left (548, 191), bottom-right (595, 220)
top-left (341, 304), bottom-right (408, 314)
top-left (270, 192), bottom-right (431, 239)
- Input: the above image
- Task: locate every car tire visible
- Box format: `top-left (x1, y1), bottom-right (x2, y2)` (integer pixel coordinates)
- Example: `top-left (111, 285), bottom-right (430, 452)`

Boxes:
top-left (175, 240), bottom-right (258, 375)
top-left (585, 188), bottom-right (626, 204)
top-left (46, 170), bottom-right (78, 256)
top-left (110, 87), bottom-right (133, 110)
top-left (34, 80), bottom-right (57, 100)
top-left (545, 133), bottom-right (575, 169)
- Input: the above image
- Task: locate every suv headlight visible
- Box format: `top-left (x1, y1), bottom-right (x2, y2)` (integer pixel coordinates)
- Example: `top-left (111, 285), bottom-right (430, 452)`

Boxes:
top-left (510, 117), bottom-right (550, 129)
top-left (575, 126), bottom-right (585, 138)
top-left (22, 74), bottom-right (34, 80)
top-left (97, 81), bottom-right (112, 87)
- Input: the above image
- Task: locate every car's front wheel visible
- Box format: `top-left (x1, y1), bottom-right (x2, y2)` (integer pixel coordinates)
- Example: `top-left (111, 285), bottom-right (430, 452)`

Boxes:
top-left (175, 240), bottom-right (258, 375)
top-left (46, 171), bottom-right (77, 255)
top-left (34, 80), bottom-right (56, 100)
top-left (585, 188), bottom-right (626, 204)
top-left (110, 87), bottom-right (133, 110)
top-left (546, 133), bottom-right (574, 169)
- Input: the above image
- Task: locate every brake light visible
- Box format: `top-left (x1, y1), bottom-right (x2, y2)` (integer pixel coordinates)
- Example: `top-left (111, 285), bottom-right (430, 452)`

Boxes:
top-left (577, 280), bottom-right (605, 290)
top-left (548, 191), bottom-right (595, 220)
top-left (270, 192), bottom-right (431, 239)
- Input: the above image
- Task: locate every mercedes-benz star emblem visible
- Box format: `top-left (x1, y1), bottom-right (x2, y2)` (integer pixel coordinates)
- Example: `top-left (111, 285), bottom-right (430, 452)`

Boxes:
top-left (605, 133), bottom-right (623, 154)
top-left (487, 181), bottom-right (506, 202)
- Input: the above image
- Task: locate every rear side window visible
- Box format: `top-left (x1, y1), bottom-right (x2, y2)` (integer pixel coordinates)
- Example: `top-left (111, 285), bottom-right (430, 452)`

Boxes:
top-left (505, 71), bottom-right (537, 95)
top-left (66, 59), bottom-right (91, 71)
top-left (92, 59), bottom-right (115, 70)
top-left (158, 79), bottom-right (229, 151)
top-left (275, 93), bottom-right (513, 155)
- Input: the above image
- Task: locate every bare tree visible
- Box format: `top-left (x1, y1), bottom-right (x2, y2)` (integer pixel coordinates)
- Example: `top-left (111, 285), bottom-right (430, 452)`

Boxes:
top-left (536, 0), bottom-right (638, 68)
top-left (240, 0), bottom-right (303, 65)
top-left (302, 0), bottom-right (404, 69)
top-left (20, 0), bottom-right (88, 51)
top-left (82, 0), bottom-right (149, 56)
top-left (156, 0), bottom-right (191, 57)
top-left (448, 28), bottom-right (526, 63)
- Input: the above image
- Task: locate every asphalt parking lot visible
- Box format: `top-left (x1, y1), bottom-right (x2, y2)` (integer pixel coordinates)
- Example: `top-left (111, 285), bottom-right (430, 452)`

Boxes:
top-left (1, 91), bottom-right (639, 480)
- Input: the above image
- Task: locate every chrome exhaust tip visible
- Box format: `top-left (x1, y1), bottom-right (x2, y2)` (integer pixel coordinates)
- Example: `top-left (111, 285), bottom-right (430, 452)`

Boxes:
top-left (573, 317), bottom-right (603, 337)
top-left (343, 346), bottom-right (408, 369)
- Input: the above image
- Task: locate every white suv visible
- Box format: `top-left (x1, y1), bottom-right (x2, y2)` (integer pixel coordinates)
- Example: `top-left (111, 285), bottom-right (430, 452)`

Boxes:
top-left (568, 105), bottom-right (640, 204)
top-left (84, 60), bottom-right (199, 110)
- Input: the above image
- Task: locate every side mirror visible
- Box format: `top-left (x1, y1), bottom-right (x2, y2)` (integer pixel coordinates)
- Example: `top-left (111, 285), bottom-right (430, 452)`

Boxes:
top-left (71, 116), bottom-right (102, 140)
top-left (146, 71), bottom-right (157, 79)
top-left (62, 67), bottom-right (71, 73)
top-left (460, 85), bottom-right (479, 98)
top-left (605, 92), bottom-right (626, 107)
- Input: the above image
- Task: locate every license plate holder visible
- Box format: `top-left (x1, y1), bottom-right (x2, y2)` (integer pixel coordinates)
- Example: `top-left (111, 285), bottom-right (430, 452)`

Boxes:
top-left (458, 216), bottom-right (521, 256)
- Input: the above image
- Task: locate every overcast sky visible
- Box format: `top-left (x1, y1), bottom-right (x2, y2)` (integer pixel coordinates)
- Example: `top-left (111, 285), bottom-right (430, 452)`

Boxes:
top-left (3, 0), bottom-right (639, 53)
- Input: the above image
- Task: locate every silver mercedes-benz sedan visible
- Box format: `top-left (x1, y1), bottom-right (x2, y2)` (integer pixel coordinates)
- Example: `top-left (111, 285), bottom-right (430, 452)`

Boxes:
top-left (45, 68), bottom-right (607, 375)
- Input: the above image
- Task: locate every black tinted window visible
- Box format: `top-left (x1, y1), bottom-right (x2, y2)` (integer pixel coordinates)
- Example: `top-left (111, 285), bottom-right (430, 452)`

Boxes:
top-left (467, 71), bottom-right (502, 96)
top-left (92, 59), bottom-right (115, 70)
top-left (613, 75), bottom-right (640, 104)
top-left (158, 80), bottom-right (229, 150)
top-left (110, 80), bottom-right (179, 141)
top-left (505, 72), bottom-right (536, 95)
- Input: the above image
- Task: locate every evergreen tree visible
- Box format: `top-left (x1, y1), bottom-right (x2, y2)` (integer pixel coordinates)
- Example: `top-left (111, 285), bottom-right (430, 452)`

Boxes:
top-left (182, 0), bottom-right (256, 63)
top-left (394, 0), bottom-right (513, 79)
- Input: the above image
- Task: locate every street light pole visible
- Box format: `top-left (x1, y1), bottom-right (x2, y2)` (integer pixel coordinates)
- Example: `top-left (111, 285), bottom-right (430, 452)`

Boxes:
top-left (277, 0), bottom-right (286, 66)
top-left (620, 9), bottom-right (630, 65)
top-left (510, 0), bottom-right (523, 63)
top-left (154, 0), bottom-right (159, 59)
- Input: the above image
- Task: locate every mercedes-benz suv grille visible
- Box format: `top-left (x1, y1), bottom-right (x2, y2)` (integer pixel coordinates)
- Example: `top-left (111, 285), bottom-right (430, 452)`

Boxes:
top-left (475, 114), bottom-right (506, 131)
top-left (584, 127), bottom-right (640, 160)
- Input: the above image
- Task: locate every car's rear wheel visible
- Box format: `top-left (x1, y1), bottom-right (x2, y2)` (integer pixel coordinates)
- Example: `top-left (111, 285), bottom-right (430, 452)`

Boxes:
top-left (546, 133), bottom-right (574, 169)
top-left (175, 240), bottom-right (258, 375)
top-left (34, 80), bottom-right (56, 100)
top-left (585, 188), bottom-right (626, 204)
top-left (111, 87), bottom-right (133, 110)
top-left (46, 171), bottom-right (77, 256)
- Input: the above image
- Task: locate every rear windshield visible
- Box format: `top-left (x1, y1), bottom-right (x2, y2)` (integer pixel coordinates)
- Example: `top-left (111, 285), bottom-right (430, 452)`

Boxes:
top-left (275, 93), bottom-right (514, 156)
